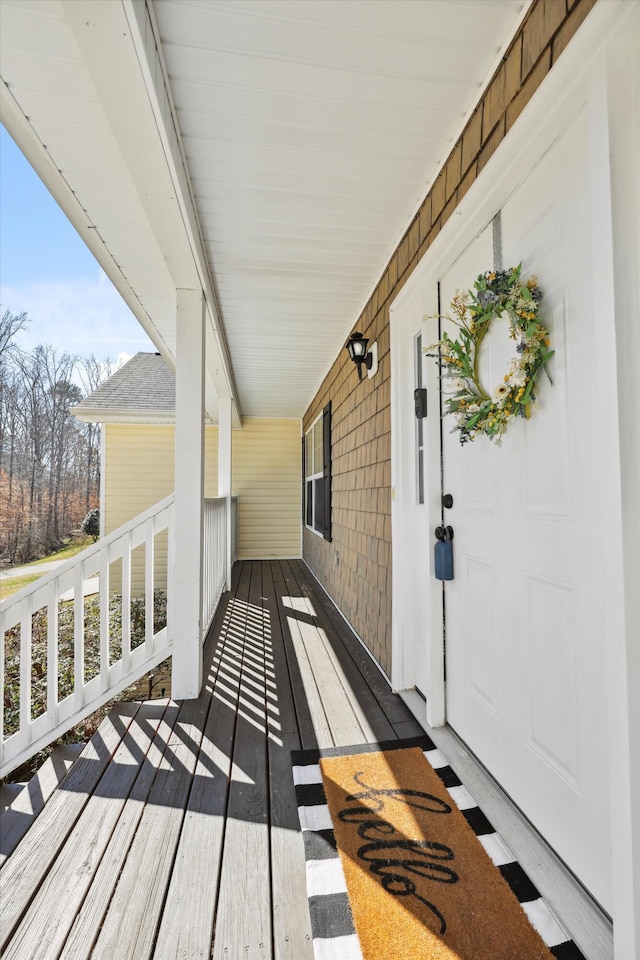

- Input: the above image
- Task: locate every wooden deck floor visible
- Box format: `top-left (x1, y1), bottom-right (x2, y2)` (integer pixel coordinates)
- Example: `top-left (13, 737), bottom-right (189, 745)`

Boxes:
top-left (0, 559), bottom-right (423, 960)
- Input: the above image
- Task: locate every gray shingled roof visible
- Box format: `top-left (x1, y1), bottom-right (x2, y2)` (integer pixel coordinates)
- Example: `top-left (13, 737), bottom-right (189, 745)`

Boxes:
top-left (73, 353), bottom-right (175, 423)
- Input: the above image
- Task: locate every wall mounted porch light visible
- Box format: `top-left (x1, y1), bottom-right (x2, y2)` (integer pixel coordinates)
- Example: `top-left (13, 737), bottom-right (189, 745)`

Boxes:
top-left (345, 332), bottom-right (378, 380)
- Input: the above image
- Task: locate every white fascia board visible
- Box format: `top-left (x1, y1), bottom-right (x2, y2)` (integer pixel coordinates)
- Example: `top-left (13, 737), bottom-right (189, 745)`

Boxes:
top-left (72, 406), bottom-right (176, 424)
top-left (60, 0), bottom-right (241, 419)
top-left (72, 406), bottom-right (227, 427)
top-left (0, 78), bottom-right (174, 372)
top-left (61, 0), bottom-right (200, 289)
top-left (123, 0), bottom-right (240, 411)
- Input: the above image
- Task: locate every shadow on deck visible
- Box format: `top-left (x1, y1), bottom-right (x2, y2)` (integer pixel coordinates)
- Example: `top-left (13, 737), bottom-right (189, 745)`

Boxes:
top-left (0, 559), bottom-right (423, 960)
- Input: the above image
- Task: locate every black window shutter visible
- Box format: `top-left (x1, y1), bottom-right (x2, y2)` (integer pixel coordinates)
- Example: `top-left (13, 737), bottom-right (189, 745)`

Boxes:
top-left (322, 402), bottom-right (332, 541)
top-left (301, 434), bottom-right (306, 522)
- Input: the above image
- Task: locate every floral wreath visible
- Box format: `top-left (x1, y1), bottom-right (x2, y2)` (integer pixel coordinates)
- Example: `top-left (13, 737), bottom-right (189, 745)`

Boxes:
top-left (426, 264), bottom-right (554, 445)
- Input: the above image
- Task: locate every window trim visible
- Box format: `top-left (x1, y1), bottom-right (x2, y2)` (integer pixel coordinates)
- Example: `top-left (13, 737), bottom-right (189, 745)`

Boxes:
top-left (303, 402), bottom-right (332, 541)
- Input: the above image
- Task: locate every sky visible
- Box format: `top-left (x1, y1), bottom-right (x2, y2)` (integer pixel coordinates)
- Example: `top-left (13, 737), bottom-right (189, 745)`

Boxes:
top-left (0, 124), bottom-right (154, 367)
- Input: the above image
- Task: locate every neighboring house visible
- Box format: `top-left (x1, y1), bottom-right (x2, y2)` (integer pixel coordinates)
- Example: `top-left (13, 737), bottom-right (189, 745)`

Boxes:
top-left (1, 1), bottom-right (639, 955)
top-left (73, 351), bottom-right (301, 592)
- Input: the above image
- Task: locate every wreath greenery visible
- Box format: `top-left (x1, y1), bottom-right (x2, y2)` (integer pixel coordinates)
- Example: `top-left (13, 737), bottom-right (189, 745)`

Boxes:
top-left (426, 264), bottom-right (554, 445)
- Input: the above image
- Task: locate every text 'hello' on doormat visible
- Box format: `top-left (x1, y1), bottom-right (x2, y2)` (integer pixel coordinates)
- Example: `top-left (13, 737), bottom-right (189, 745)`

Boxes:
top-left (291, 736), bottom-right (586, 960)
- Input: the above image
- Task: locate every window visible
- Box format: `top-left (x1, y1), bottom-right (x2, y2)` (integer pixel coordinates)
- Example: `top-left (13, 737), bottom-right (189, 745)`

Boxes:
top-left (303, 402), bottom-right (331, 540)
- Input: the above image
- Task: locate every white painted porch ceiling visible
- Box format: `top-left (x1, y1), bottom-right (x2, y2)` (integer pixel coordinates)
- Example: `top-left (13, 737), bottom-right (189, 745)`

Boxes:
top-left (0, 0), bottom-right (527, 419)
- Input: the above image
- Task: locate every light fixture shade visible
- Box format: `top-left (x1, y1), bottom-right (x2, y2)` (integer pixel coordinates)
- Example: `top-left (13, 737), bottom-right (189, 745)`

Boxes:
top-left (346, 332), bottom-right (369, 362)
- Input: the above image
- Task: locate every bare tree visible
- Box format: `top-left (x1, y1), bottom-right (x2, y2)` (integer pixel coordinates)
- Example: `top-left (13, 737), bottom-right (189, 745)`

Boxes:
top-left (77, 355), bottom-right (114, 510)
top-left (0, 308), bottom-right (29, 359)
top-left (34, 347), bottom-right (80, 544)
top-left (0, 322), bottom-right (112, 563)
top-left (0, 309), bottom-right (29, 480)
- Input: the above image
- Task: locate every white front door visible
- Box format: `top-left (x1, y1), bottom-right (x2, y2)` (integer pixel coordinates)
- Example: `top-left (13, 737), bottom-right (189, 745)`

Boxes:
top-left (440, 112), bottom-right (612, 911)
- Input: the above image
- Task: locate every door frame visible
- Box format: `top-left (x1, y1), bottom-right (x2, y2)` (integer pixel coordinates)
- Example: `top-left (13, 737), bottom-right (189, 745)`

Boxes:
top-left (390, 2), bottom-right (640, 954)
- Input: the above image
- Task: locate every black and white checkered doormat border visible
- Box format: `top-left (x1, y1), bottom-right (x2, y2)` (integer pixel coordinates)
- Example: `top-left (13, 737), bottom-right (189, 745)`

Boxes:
top-left (291, 736), bottom-right (586, 960)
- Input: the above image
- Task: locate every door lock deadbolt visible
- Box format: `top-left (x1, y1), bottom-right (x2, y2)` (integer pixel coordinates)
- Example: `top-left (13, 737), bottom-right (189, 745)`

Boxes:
top-left (435, 525), bottom-right (454, 542)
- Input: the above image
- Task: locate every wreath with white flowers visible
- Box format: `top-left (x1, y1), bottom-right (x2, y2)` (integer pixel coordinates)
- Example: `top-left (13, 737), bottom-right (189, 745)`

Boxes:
top-left (426, 264), bottom-right (554, 445)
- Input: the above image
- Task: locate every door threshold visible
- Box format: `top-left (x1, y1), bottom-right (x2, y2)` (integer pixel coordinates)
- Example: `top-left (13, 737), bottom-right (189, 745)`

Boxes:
top-left (398, 688), bottom-right (613, 960)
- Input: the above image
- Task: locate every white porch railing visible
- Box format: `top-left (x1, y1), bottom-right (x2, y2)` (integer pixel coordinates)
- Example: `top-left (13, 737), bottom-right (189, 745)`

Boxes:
top-left (231, 495), bottom-right (238, 567)
top-left (0, 495), bottom-right (175, 779)
top-left (202, 497), bottom-right (226, 635)
top-left (202, 496), bottom-right (238, 637)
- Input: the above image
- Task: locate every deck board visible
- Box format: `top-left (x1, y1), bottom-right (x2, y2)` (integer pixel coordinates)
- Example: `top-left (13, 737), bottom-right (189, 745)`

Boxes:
top-left (60, 704), bottom-right (182, 960)
top-left (263, 562), bottom-right (314, 960)
top-left (91, 695), bottom-right (209, 960)
top-left (276, 562), bottom-right (333, 750)
top-left (3, 701), bottom-right (169, 960)
top-left (0, 744), bottom-right (83, 864)
top-left (0, 560), bottom-right (435, 960)
top-left (0, 701), bottom-right (140, 953)
top-left (212, 561), bottom-right (272, 960)
top-left (285, 560), bottom-right (395, 745)
top-left (296, 562), bottom-right (423, 736)
top-left (153, 590), bottom-right (237, 960)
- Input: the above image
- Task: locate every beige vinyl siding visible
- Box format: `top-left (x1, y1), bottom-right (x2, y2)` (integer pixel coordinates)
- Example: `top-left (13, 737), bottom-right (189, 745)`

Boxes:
top-left (233, 418), bottom-right (301, 560)
top-left (103, 424), bottom-right (175, 595)
top-left (103, 419), bottom-right (300, 592)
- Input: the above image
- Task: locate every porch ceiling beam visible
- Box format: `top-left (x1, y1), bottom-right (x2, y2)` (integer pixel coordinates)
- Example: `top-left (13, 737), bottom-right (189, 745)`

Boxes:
top-left (60, 0), bottom-right (241, 424)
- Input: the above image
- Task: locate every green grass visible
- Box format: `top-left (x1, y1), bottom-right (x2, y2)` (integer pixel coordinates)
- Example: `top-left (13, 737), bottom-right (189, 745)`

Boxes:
top-left (0, 537), bottom-right (95, 599)
top-left (31, 536), bottom-right (93, 565)
top-left (0, 574), bottom-right (42, 600)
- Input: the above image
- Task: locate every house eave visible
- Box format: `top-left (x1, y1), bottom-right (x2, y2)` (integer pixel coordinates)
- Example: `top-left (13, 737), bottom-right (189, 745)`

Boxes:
top-left (72, 406), bottom-right (177, 425)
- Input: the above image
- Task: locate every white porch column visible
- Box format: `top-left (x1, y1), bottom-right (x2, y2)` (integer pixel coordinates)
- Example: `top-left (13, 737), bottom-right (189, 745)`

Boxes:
top-left (218, 395), bottom-right (232, 591)
top-left (170, 288), bottom-right (205, 699)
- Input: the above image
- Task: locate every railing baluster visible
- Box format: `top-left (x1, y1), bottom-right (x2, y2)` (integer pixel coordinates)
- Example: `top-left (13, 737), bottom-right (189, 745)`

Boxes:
top-left (74, 558), bottom-right (84, 710)
top-left (145, 517), bottom-right (154, 654)
top-left (100, 544), bottom-right (110, 690)
top-left (0, 607), bottom-right (5, 745)
top-left (122, 531), bottom-right (131, 675)
top-left (221, 503), bottom-right (226, 590)
top-left (232, 496), bottom-right (238, 564)
top-left (207, 505), bottom-right (213, 621)
top-left (20, 595), bottom-right (33, 749)
top-left (47, 580), bottom-right (59, 728)
top-left (201, 497), bottom-right (234, 640)
top-left (202, 501), bottom-right (209, 638)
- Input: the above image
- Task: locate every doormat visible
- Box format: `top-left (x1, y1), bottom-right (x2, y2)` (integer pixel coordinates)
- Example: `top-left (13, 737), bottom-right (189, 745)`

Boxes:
top-left (291, 736), bottom-right (586, 960)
